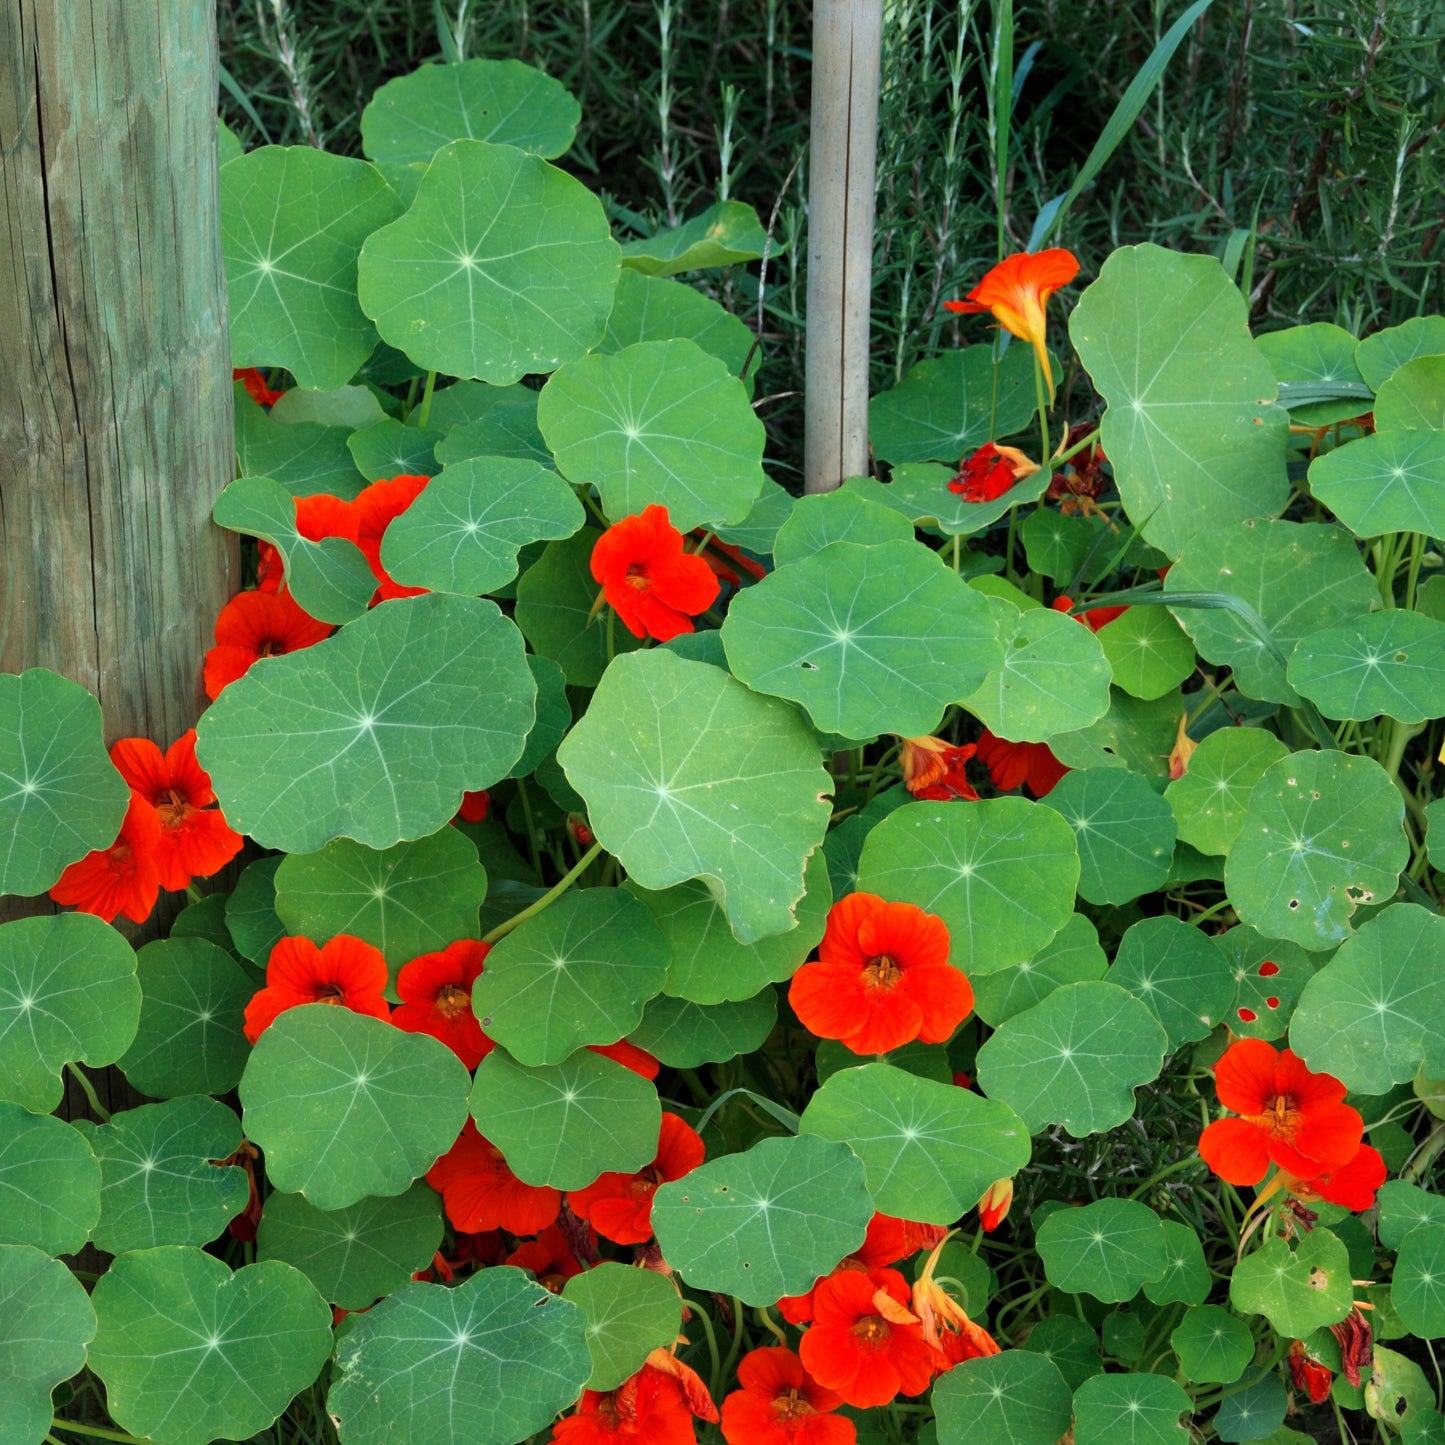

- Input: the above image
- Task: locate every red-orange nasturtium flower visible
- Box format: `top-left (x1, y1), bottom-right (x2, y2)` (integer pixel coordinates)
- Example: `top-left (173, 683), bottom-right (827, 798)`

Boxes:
top-left (233, 367), bottom-right (285, 407)
top-left (1051, 595), bottom-right (1128, 632)
top-left (49, 793), bottom-right (162, 924)
top-left (505, 1223), bottom-right (586, 1292)
top-left (947, 444), bottom-right (1039, 503)
top-left (911, 1234), bottom-right (1000, 1375)
top-left (590, 504), bottom-right (720, 642)
top-left (427, 1118), bottom-right (561, 1235)
top-left (243, 935), bottom-right (392, 1044)
top-left (110, 730), bottom-right (244, 891)
top-left (899, 736), bottom-right (979, 802)
top-left (1198, 1038), bottom-right (1363, 1186)
top-left (799, 1267), bottom-right (934, 1409)
top-left (974, 728), bottom-right (1069, 798)
top-left (977, 1177), bottom-right (1014, 1233)
top-left (589, 1038), bottom-right (661, 1079)
top-left (391, 940), bottom-right (493, 1070)
top-left (351, 474), bottom-right (431, 601)
top-left (1277, 1142), bottom-right (1388, 1213)
top-left (691, 530), bottom-right (767, 588)
top-left (295, 492), bottom-right (360, 545)
top-left (778, 1214), bottom-right (948, 1324)
top-left (454, 790), bottom-right (491, 824)
top-left (1288, 1339), bottom-right (1333, 1404)
top-left (789, 893), bottom-right (972, 1056)
top-left (205, 590), bottom-right (332, 699)
top-left (720, 1347), bottom-right (855, 1445)
top-left (944, 248), bottom-right (1080, 392)
top-left (551, 1361), bottom-right (706, 1445)
top-left (1168, 713), bottom-right (1199, 781)
top-left (567, 1112), bottom-right (704, 1244)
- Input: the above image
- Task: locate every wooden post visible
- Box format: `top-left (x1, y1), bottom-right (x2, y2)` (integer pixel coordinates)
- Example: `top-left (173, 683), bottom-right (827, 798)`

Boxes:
top-left (803, 0), bottom-right (883, 494)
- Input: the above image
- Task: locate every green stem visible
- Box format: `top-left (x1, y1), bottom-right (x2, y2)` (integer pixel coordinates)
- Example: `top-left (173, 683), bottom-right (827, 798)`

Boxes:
top-left (482, 843), bottom-right (603, 944)
top-left (1005, 504), bottom-right (1021, 585)
top-left (1404, 531), bottom-right (1426, 611)
top-left (514, 777), bottom-right (544, 881)
top-left (683, 1298), bottom-right (724, 1402)
top-left (51, 1424), bottom-right (148, 1445)
top-left (1125, 1154), bottom-right (1205, 1200)
top-left (415, 370), bottom-right (438, 429)
top-left (1032, 350), bottom-right (1052, 469)
top-left (1052, 426), bottom-right (1100, 467)
top-left (65, 1063), bottom-right (110, 1122)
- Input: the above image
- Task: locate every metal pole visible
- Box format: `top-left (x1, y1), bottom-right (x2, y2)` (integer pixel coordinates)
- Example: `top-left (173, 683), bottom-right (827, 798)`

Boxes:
top-left (803, 0), bottom-right (883, 493)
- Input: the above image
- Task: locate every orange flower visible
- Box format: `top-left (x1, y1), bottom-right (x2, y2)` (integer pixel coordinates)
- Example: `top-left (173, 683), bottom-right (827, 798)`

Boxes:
top-left (454, 790), bottom-right (491, 824)
top-left (351, 474), bottom-right (431, 601)
top-left (505, 1223), bottom-right (586, 1292)
top-left (977, 1178), bottom-right (1014, 1233)
top-left (1288, 1339), bottom-right (1333, 1404)
top-left (110, 730), bottom-right (244, 891)
top-left (243, 935), bottom-right (392, 1044)
top-left (911, 1234), bottom-right (1000, 1375)
top-left (720, 1347), bottom-right (855, 1445)
top-left (589, 1038), bottom-right (661, 1080)
top-left (974, 729), bottom-right (1069, 798)
top-left (295, 492), bottom-right (360, 545)
top-left (778, 1215), bottom-right (947, 1324)
top-left (691, 531), bottom-right (767, 588)
top-left (49, 793), bottom-right (162, 924)
top-left (1051, 595), bottom-right (1128, 632)
top-left (1168, 713), bottom-right (1198, 781)
top-left (590, 505), bottom-right (720, 642)
top-left (947, 444), bottom-right (1039, 503)
top-left (798, 1267), bottom-right (934, 1409)
top-left (899, 736), bottom-right (979, 802)
top-left (1280, 1142), bottom-right (1387, 1213)
top-left (234, 367), bottom-right (285, 407)
top-left (1198, 1039), bottom-right (1363, 1186)
top-left (789, 893), bottom-right (971, 1056)
top-left (944, 249), bottom-right (1080, 391)
top-left (427, 1118), bottom-right (561, 1235)
top-left (568, 1112), bottom-right (704, 1244)
top-left (552, 1362), bottom-right (705, 1445)
top-left (205, 590), bottom-right (332, 699)
top-left (392, 940), bottom-right (493, 1070)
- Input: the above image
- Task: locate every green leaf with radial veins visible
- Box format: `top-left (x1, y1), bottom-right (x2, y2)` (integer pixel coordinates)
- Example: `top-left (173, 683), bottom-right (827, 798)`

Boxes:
top-left (256, 1181), bottom-right (443, 1310)
top-left (619, 199), bottom-right (768, 276)
top-left (868, 341), bottom-right (1038, 465)
top-left (0, 1245), bottom-right (96, 1445)
top-left (1165, 726), bottom-right (1289, 857)
top-left (1229, 1229), bottom-right (1351, 1337)
top-left (974, 981), bottom-right (1168, 1136)
top-left (433, 383), bottom-right (552, 468)
top-left (1356, 316), bottom-right (1445, 390)
top-left (1288, 610), bottom-right (1445, 723)
top-left (771, 489), bottom-right (915, 568)
top-left (961, 595), bottom-right (1113, 741)
top-left (1225, 750), bottom-right (1407, 949)
top-left (1068, 244), bottom-right (1290, 558)
top-left (933, 1350), bottom-right (1075, 1445)
top-left (721, 539), bottom-right (1002, 739)
top-left (1379, 1181), bottom-right (1445, 1250)
top-left (76, 1096), bottom-right (248, 1253)
top-left (240, 1006), bottom-right (471, 1210)
top-left (213, 475), bottom-right (375, 624)
top-left (358, 140), bottom-right (619, 383)
top-left (799, 1063), bottom-right (1031, 1224)
top-left (472, 888), bottom-right (669, 1066)
top-left (1393, 1224), bottom-right (1445, 1338)
top-left (1142, 1221), bottom-right (1210, 1306)
top-left (558, 651), bottom-right (832, 945)
top-left (328, 1268), bottom-right (590, 1445)
top-left (713, 476), bottom-right (795, 553)
top-left (1096, 606), bottom-right (1196, 700)
top-left (1108, 915), bottom-right (1235, 1049)
top-left (274, 826), bottom-right (488, 967)
top-left (855, 798), bottom-right (1080, 977)
top-left (970, 913), bottom-right (1107, 1027)
top-left (347, 417), bottom-right (441, 481)
top-left (470, 1048), bottom-right (660, 1189)
top-left (1308, 429), bottom-right (1445, 540)
top-left (89, 1248), bottom-right (332, 1445)
top-left (361, 58), bottom-right (580, 163)
top-left (0, 1103), bottom-right (100, 1255)
top-left (1170, 1305), bottom-right (1253, 1384)
top-left (537, 338), bottom-right (766, 532)
top-left (0, 913), bottom-right (139, 1113)
top-left (1289, 903), bottom-right (1445, 1095)
top-left (196, 593), bottom-right (536, 855)
top-left (1256, 322), bottom-right (1371, 427)
top-left (627, 989), bottom-right (777, 1066)
top-left (652, 1133), bottom-right (871, 1305)
top-left (600, 269), bottom-right (755, 392)
top-left (564, 1262), bottom-right (683, 1391)
top-left (1214, 926), bottom-right (1322, 1043)
top-left (1375, 354), bottom-right (1445, 431)
top-left (226, 856), bottom-right (286, 964)
top-left (222, 148), bottom-right (401, 390)
top-left (380, 456), bottom-right (585, 596)
top-left (1073, 1374), bottom-right (1191, 1445)
top-left (1165, 518), bottom-right (1378, 704)
top-left (1041, 767), bottom-right (1176, 906)
top-left (0, 668), bottom-right (129, 897)
top-left (1050, 687), bottom-right (1182, 783)
top-left (1036, 1198), bottom-right (1168, 1302)
top-left (235, 384), bottom-right (368, 499)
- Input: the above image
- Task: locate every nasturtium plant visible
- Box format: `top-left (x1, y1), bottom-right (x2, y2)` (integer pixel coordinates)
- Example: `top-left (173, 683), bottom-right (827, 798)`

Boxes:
top-left (0, 1103), bottom-right (101, 1255)
top-left (1041, 766), bottom-right (1177, 905)
top-left (562, 1262), bottom-right (683, 1390)
top-left (617, 198), bottom-right (768, 275)
top-left (0, 1245), bottom-right (96, 1445)
top-left (1035, 1198), bottom-right (1169, 1302)
top-left (970, 912), bottom-right (1107, 1025)
top-left (1108, 914), bottom-right (1235, 1048)
top-left (1165, 725), bottom-right (1289, 857)
top-left (932, 1350), bottom-right (1074, 1445)
top-left (1229, 1229), bottom-right (1352, 1337)
top-left (1072, 1372), bottom-right (1192, 1445)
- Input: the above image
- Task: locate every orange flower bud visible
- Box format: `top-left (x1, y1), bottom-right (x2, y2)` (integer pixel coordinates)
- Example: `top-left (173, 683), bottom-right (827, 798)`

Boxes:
top-left (977, 1177), bottom-right (1014, 1233)
top-left (1168, 712), bottom-right (1198, 781)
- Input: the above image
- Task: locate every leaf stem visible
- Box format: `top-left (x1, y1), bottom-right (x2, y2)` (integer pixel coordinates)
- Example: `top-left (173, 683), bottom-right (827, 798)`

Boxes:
top-left (482, 842), bottom-right (603, 944)
top-left (51, 1423), bottom-right (148, 1444)
top-left (65, 1064), bottom-right (110, 1123)
top-left (415, 370), bottom-right (438, 430)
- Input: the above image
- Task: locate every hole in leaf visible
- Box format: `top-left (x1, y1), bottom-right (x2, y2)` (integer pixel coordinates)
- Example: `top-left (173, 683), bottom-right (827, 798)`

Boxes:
top-left (1238, 1007), bottom-right (1258, 1023)
top-left (1288, 899), bottom-right (1300, 910)
top-left (1257, 961), bottom-right (1280, 977)
top-left (1265, 997), bottom-right (1280, 1009)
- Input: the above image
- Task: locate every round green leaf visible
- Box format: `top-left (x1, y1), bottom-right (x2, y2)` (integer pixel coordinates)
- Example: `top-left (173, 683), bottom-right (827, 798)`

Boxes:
top-left (0, 1104), bottom-right (99, 1255)
top-left (619, 199), bottom-right (767, 276)
top-left (1170, 1304), bottom-right (1253, 1385)
top-left (0, 1244), bottom-right (96, 1445)
top-left (971, 913), bottom-right (1107, 1026)
top-left (329, 1267), bottom-right (590, 1445)
top-left (1070, 244), bottom-right (1290, 558)
top-left (171, 893), bottom-right (238, 954)
top-left (1020, 1316), bottom-right (1104, 1389)
top-left (76, 1096), bottom-right (248, 1252)
top-left (1380, 1180), bottom-right (1445, 1250)
top-left (933, 1349), bottom-right (1074, 1445)
top-left (1096, 607), bottom-right (1197, 700)
top-left (1288, 610), bottom-right (1445, 723)
top-left (470, 1047), bottom-right (660, 1189)
top-left (275, 826), bottom-right (487, 967)
top-left (600, 268), bottom-right (755, 387)
top-left (0, 913), bottom-right (139, 1113)
top-left (358, 140), bottom-right (619, 382)
top-left (433, 382), bottom-right (552, 467)
top-left (1258, 321), bottom-right (1371, 426)
top-left (563, 1262), bottom-right (683, 1390)
top-left (0, 668), bottom-right (128, 896)
top-left (1051, 687), bottom-right (1183, 783)
top-left (225, 855), bottom-right (286, 964)
top-left (117, 937), bottom-right (255, 1097)
top-left (241, 1006), bottom-right (471, 1210)
top-left (223, 147), bottom-right (402, 389)
top-left (1165, 727), bottom-right (1289, 857)
top-left (1289, 902), bottom-right (1445, 1094)
top-left (627, 989), bottom-right (777, 1066)
top-left (1392, 1224), bottom-right (1445, 1338)
top-left (722, 539), bottom-right (1002, 738)
top-left (652, 1133), bottom-right (870, 1305)
top-left (771, 489), bottom-right (916, 568)
top-left (714, 476), bottom-right (795, 552)
top-left (1225, 750), bottom-right (1407, 949)
top-left (974, 981), bottom-right (1168, 1136)
top-left (799, 1063), bottom-right (1031, 1224)
top-left (473, 888), bottom-right (668, 1065)
top-left (197, 593), bottom-right (537, 854)
top-left (1230, 1228), bottom-right (1351, 1336)
top-left (1308, 429), bottom-right (1445, 540)
top-left (1376, 354), bottom-right (1445, 432)
top-left (1370, 1346), bottom-right (1437, 1433)
top-left (1142, 1221), bottom-right (1211, 1306)
top-left (348, 417), bottom-right (441, 482)
top-left (1357, 316), bottom-right (1445, 390)
top-left (856, 798), bottom-right (1079, 975)
top-left (90, 1248), bottom-right (331, 1445)
top-left (381, 456), bottom-right (584, 597)
top-left (538, 338), bottom-right (766, 532)
top-left (1109, 915), bottom-right (1235, 1048)
top-left (1073, 1373), bottom-right (1192, 1445)
top-left (1036, 1199), bottom-right (1168, 1302)
top-left (272, 385), bottom-right (385, 430)
top-left (256, 1181), bottom-right (444, 1310)
top-left (361, 58), bottom-right (579, 163)
top-left (558, 651), bottom-right (832, 945)
top-left (1041, 767), bottom-right (1176, 905)
top-left (962, 595), bottom-right (1114, 740)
